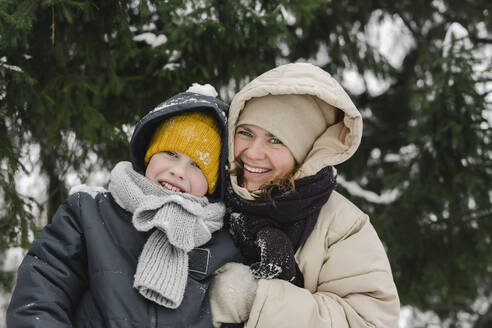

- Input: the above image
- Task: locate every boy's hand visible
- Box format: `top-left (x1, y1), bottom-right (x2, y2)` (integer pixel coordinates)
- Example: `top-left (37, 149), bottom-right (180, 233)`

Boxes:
top-left (209, 262), bottom-right (258, 327)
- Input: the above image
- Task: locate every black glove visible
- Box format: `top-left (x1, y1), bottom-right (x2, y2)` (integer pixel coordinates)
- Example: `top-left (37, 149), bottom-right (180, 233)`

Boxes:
top-left (250, 227), bottom-right (304, 287)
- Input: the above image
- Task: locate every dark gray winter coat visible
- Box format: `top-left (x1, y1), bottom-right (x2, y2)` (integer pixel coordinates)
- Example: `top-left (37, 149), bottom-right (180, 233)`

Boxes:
top-left (7, 92), bottom-right (242, 328)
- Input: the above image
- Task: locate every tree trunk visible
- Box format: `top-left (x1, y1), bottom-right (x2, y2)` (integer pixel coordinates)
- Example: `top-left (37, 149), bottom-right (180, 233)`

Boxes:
top-left (41, 150), bottom-right (67, 224)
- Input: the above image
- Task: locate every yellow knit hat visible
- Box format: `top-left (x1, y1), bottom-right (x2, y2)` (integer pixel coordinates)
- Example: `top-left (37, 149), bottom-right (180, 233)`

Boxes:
top-left (144, 112), bottom-right (221, 194)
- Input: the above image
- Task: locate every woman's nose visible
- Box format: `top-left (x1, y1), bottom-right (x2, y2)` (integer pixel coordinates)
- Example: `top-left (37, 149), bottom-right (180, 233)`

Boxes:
top-left (244, 140), bottom-right (266, 160)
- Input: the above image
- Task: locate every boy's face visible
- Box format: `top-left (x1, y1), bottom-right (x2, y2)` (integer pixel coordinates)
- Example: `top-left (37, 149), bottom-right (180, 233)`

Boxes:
top-left (145, 151), bottom-right (208, 197)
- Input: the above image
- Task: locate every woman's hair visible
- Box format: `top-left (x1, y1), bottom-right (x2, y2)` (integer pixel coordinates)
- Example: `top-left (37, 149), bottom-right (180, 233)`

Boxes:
top-left (229, 160), bottom-right (299, 201)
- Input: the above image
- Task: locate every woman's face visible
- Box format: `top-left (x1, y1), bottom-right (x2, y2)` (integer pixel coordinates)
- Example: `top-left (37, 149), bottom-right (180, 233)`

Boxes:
top-left (233, 124), bottom-right (296, 192)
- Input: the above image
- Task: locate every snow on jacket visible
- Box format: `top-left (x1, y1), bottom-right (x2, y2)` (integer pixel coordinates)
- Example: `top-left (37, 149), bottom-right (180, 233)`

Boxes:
top-left (228, 63), bottom-right (400, 327)
top-left (7, 92), bottom-right (243, 328)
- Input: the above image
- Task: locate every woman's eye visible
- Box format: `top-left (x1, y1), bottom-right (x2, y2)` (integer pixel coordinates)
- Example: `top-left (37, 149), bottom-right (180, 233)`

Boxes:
top-left (270, 137), bottom-right (283, 145)
top-left (236, 129), bottom-right (252, 137)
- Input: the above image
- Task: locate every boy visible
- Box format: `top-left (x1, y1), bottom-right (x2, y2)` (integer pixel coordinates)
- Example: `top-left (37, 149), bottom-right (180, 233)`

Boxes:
top-left (7, 92), bottom-right (242, 327)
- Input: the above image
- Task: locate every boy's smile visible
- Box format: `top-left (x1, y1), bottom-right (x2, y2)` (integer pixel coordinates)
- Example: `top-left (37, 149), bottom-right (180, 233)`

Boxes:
top-left (145, 151), bottom-right (208, 197)
top-left (158, 180), bottom-right (184, 193)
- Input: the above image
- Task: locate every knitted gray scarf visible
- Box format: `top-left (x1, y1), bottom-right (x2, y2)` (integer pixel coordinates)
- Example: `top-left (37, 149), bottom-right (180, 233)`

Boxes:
top-left (109, 161), bottom-right (225, 308)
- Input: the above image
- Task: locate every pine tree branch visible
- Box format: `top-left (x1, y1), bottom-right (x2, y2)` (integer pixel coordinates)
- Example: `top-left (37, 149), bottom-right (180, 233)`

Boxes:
top-left (393, 10), bottom-right (417, 37)
top-left (469, 36), bottom-right (492, 45)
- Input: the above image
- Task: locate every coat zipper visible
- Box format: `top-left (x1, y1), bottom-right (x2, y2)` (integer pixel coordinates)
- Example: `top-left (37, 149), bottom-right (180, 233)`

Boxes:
top-left (150, 303), bottom-right (157, 328)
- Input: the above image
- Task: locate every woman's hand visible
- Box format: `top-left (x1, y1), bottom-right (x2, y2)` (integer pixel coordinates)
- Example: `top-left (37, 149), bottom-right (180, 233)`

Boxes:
top-left (251, 227), bottom-right (303, 286)
top-left (209, 262), bottom-right (258, 327)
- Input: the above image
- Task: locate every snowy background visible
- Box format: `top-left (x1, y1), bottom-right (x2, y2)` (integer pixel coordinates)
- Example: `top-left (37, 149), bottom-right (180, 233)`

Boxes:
top-left (1, 9), bottom-right (490, 327)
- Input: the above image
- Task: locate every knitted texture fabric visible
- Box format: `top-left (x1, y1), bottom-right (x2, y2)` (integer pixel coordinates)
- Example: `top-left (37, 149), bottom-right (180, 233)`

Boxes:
top-left (144, 112), bottom-right (222, 194)
top-left (209, 263), bottom-right (258, 328)
top-left (237, 95), bottom-right (334, 163)
top-left (226, 166), bottom-right (337, 287)
top-left (109, 161), bottom-right (225, 308)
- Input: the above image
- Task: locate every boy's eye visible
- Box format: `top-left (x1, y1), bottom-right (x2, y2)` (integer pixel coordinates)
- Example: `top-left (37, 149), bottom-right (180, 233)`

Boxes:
top-left (191, 161), bottom-right (201, 169)
top-left (164, 151), bottom-right (177, 157)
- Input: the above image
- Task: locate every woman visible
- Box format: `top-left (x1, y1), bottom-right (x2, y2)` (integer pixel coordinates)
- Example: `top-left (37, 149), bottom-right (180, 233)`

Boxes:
top-left (210, 63), bottom-right (400, 327)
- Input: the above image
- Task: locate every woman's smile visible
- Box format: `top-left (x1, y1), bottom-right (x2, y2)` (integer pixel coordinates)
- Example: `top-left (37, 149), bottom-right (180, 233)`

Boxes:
top-left (243, 163), bottom-right (270, 174)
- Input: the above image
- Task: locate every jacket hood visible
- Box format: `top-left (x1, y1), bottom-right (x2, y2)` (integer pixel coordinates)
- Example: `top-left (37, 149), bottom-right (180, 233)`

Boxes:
top-left (130, 92), bottom-right (229, 201)
top-left (228, 63), bottom-right (362, 180)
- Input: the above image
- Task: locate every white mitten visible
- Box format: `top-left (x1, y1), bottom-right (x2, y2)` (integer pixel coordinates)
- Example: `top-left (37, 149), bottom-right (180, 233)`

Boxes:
top-left (209, 262), bottom-right (258, 327)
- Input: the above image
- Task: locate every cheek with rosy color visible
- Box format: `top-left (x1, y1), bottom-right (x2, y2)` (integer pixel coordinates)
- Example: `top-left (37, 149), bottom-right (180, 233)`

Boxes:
top-left (188, 170), bottom-right (208, 197)
top-left (271, 150), bottom-right (296, 178)
top-left (261, 144), bottom-right (295, 180)
top-left (144, 155), bottom-right (165, 182)
top-left (233, 138), bottom-right (246, 160)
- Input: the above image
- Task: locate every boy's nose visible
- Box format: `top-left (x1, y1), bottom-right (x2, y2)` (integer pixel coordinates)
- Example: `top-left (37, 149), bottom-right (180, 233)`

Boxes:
top-left (169, 163), bottom-right (186, 179)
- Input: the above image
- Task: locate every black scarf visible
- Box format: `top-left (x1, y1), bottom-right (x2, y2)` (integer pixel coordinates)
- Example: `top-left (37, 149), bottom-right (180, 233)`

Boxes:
top-left (226, 166), bottom-right (337, 287)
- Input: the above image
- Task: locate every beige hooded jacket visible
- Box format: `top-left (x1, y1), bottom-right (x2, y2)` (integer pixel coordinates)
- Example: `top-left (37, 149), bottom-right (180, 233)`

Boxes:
top-left (227, 63), bottom-right (400, 327)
